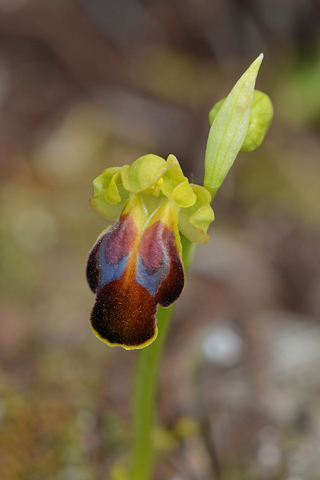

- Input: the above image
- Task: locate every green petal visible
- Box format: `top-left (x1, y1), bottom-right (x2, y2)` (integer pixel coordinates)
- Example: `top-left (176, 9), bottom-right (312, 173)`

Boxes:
top-left (172, 178), bottom-right (197, 207)
top-left (105, 171), bottom-right (122, 203)
top-left (160, 167), bottom-right (182, 200)
top-left (90, 167), bottom-right (129, 221)
top-left (121, 154), bottom-right (168, 192)
top-left (166, 154), bottom-right (181, 167)
top-left (178, 185), bottom-right (214, 244)
top-left (160, 155), bottom-right (193, 205)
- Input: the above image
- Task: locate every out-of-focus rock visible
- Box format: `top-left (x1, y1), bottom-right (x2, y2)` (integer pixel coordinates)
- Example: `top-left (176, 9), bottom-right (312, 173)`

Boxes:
top-left (194, 310), bottom-right (320, 479)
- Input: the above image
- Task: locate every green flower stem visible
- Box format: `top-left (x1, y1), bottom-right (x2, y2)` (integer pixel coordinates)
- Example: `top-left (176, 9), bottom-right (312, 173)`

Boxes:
top-left (130, 235), bottom-right (194, 480)
top-left (130, 304), bottom-right (174, 480)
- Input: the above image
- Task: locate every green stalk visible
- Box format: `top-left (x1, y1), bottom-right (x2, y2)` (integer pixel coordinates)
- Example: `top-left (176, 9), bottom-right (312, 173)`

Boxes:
top-left (130, 304), bottom-right (174, 480)
top-left (130, 235), bottom-right (194, 480)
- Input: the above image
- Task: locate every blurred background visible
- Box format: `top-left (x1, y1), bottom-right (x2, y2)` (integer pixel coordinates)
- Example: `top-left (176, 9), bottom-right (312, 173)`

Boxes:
top-left (0, 1), bottom-right (320, 479)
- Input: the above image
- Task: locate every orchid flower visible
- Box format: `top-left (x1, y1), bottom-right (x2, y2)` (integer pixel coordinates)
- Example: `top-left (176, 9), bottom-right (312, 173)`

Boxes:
top-left (86, 54), bottom-right (273, 357)
top-left (86, 154), bottom-right (214, 350)
top-left (85, 54), bottom-right (274, 480)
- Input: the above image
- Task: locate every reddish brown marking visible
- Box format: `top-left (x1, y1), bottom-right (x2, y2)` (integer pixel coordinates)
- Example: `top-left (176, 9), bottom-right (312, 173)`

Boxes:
top-left (91, 277), bottom-right (157, 347)
top-left (154, 227), bottom-right (184, 307)
top-left (105, 213), bottom-right (137, 264)
top-left (138, 221), bottom-right (165, 274)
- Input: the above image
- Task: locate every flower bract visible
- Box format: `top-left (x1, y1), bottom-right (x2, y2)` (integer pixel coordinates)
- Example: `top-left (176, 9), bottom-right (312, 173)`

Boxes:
top-left (86, 154), bottom-right (214, 349)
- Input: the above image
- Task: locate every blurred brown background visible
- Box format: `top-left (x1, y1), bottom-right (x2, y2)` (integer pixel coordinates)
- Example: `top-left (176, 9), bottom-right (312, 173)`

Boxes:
top-left (0, 1), bottom-right (320, 479)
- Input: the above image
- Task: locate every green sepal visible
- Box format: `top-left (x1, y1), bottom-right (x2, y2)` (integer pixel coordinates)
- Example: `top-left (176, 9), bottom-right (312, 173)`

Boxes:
top-left (90, 167), bottom-right (129, 221)
top-left (178, 184), bottom-right (214, 244)
top-left (121, 155), bottom-right (168, 193)
top-left (204, 54), bottom-right (263, 199)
